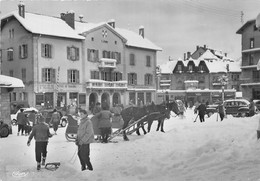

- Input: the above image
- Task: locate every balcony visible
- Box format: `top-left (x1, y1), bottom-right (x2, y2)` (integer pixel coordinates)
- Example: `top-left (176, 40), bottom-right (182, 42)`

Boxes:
top-left (98, 58), bottom-right (117, 69)
top-left (86, 79), bottom-right (127, 90)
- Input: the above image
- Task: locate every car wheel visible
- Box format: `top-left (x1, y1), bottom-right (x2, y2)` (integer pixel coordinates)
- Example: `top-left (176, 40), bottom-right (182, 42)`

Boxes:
top-left (61, 119), bottom-right (67, 127)
top-left (0, 126), bottom-right (9, 138)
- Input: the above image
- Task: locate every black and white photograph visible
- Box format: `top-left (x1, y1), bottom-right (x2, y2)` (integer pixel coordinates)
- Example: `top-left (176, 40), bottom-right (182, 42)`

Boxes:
top-left (0, 0), bottom-right (260, 180)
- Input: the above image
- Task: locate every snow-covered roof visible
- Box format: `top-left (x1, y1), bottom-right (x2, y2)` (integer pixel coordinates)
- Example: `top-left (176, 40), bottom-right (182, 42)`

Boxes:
top-left (0, 75), bottom-right (24, 88)
top-left (1, 11), bottom-right (85, 40)
top-left (198, 50), bottom-right (219, 60)
top-left (159, 60), bottom-right (178, 74)
top-left (115, 28), bottom-right (162, 51)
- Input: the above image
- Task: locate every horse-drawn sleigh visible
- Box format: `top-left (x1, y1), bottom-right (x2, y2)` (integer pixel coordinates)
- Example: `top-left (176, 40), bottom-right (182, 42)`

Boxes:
top-left (65, 101), bottom-right (179, 142)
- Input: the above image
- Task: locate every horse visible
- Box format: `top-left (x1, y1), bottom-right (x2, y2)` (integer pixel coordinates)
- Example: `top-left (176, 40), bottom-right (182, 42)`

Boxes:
top-left (120, 105), bottom-right (151, 141)
top-left (142, 101), bottom-right (180, 133)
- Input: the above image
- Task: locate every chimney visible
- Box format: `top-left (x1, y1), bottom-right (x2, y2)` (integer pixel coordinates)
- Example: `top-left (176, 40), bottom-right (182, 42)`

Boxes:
top-left (196, 45), bottom-right (199, 50)
top-left (79, 14), bottom-right (84, 22)
top-left (139, 26), bottom-right (144, 38)
top-left (187, 52), bottom-right (191, 59)
top-left (224, 53), bottom-right (227, 57)
top-left (203, 44), bottom-right (207, 49)
top-left (61, 10), bottom-right (75, 29)
top-left (108, 19), bottom-right (115, 28)
top-left (18, 1), bottom-right (25, 18)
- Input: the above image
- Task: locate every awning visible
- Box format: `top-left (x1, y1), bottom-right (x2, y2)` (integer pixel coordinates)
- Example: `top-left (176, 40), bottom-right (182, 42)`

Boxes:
top-left (0, 75), bottom-right (24, 88)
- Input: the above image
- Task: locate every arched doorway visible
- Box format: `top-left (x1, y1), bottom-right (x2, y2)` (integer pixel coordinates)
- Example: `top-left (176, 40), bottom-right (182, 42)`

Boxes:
top-left (89, 92), bottom-right (98, 112)
top-left (112, 92), bottom-right (121, 106)
top-left (101, 92), bottom-right (110, 109)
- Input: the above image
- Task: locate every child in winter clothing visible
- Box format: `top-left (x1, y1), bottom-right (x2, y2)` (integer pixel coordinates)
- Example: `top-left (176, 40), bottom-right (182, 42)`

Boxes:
top-left (27, 114), bottom-right (53, 170)
top-left (76, 109), bottom-right (94, 171)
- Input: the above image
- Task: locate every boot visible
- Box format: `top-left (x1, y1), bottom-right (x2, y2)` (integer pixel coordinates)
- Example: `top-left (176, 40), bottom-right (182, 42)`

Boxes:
top-left (37, 162), bottom-right (41, 170)
top-left (42, 157), bottom-right (46, 166)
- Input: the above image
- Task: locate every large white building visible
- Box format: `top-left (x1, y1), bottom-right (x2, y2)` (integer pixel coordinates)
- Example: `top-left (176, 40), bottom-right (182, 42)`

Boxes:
top-left (0, 3), bottom-right (161, 113)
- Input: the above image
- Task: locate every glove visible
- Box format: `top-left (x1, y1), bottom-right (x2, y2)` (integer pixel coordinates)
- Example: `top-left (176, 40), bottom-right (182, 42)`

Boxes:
top-left (27, 140), bottom-right (30, 146)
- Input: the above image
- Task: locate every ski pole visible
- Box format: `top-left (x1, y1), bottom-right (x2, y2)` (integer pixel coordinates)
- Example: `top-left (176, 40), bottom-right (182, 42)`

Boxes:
top-left (194, 114), bottom-right (199, 122)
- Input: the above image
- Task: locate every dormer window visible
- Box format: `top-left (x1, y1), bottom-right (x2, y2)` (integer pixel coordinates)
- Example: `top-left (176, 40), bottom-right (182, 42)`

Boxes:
top-left (177, 64), bottom-right (182, 73)
top-left (188, 65), bottom-right (193, 73)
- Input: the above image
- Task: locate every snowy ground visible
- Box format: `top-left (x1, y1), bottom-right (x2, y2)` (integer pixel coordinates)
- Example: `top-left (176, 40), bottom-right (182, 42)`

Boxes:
top-left (0, 108), bottom-right (260, 181)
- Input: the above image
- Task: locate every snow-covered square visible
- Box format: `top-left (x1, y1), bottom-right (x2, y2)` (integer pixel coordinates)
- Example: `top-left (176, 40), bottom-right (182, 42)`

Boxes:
top-left (1, 108), bottom-right (260, 181)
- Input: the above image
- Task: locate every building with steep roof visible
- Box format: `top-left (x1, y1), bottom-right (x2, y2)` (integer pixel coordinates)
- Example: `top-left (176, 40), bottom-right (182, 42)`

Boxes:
top-left (236, 16), bottom-right (260, 100)
top-left (0, 3), bottom-right (161, 111)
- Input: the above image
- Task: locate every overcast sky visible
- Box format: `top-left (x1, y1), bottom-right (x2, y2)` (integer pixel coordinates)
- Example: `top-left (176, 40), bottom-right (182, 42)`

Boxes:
top-left (0, 0), bottom-right (260, 65)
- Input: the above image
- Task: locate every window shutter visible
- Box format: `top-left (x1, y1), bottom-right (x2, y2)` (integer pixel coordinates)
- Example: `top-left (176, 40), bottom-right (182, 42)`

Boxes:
top-left (49, 44), bottom-right (52, 58)
top-left (19, 45), bottom-right (21, 58)
top-left (67, 47), bottom-right (70, 60)
top-left (90, 71), bottom-right (94, 79)
top-left (41, 44), bottom-right (44, 57)
top-left (128, 73), bottom-right (130, 84)
top-left (119, 72), bottom-right (122, 80)
top-left (76, 48), bottom-right (79, 60)
top-left (76, 70), bottom-right (79, 83)
top-left (134, 74), bottom-right (137, 85)
top-left (118, 53), bottom-right (121, 64)
top-left (25, 44), bottom-right (28, 58)
top-left (95, 50), bottom-right (99, 62)
top-left (111, 52), bottom-right (115, 59)
top-left (42, 68), bottom-right (45, 82)
top-left (87, 49), bottom-right (91, 61)
top-left (68, 70), bottom-right (71, 83)
top-left (102, 50), bottom-right (106, 58)
top-left (51, 69), bottom-right (56, 83)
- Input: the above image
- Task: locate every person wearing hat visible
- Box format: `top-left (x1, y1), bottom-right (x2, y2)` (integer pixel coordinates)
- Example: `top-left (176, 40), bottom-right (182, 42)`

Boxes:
top-left (27, 113), bottom-right (53, 170)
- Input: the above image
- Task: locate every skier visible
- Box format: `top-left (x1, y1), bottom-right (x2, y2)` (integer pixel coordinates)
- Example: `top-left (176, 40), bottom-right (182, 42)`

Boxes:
top-left (76, 109), bottom-right (94, 171)
top-left (27, 114), bottom-right (53, 170)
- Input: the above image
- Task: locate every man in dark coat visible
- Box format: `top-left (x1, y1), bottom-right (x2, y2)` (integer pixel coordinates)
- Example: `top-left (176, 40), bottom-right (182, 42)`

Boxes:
top-left (197, 102), bottom-right (207, 122)
top-left (17, 109), bottom-right (27, 135)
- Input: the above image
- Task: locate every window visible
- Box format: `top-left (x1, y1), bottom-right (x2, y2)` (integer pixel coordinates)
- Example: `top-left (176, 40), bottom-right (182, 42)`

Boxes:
top-left (19, 44), bottom-right (28, 59)
top-left (87, 49), bottom-right (99, 62)
top-left (177, 64), bottom-right (182, 72)
top-left (249, 53), bottom-right (254, 65)
top-left (113, 72), bottom-right (122, 81)
top-left (146, 93), bottom-right (152, 104)
top-left (9, 29), bottom-right (14, 39)
top-left (42, 68), bottom-right (56, 82)
top-left (21, 68), bottom-right (26, 82)
top-left (253, 71), bottom-right (260, 82)
top-left (36, 94), bottom-right (44, 106)
top-left (130, 53), bottom-right (135, 66)
top-left (188, 65), bottom-right (193, 72)
top-left (102, 50), bottom-right (111, 58)
top-left (41, 44), bottom-right (52, 58)
top-left (199, 65), bottom-right (204, 72)
top-left (90, 70), bottom-right (100, 79)
top-left (129, 92), bottom-right (136, 105)
top-left (145, 74), bottom-right (153, 86)
top-left (250, 38), bottom-right (254, 49)
top-left (67, 46), bottom-right (79, 61)
top-left (101, 71), bottom-right (111, 81)
top-left (91, 37), bottom-right (94, 41)
top-left (79, 94), bottom-right (86, 105)
top-left (128, 73), bottom-right (137, 85)
top-left (9, 70), bottom-right (14, 77)
top-left (112, 52), bottom-right (121, 64)
top-left (7, 48), bottom-right (13, 61)
top-left (146, 56), bottom-right (151, 67)
top-left (68, 69), bottom-right (79, 83)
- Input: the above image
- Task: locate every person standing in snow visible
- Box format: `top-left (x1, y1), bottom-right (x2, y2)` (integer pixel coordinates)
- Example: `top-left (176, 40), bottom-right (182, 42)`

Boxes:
top-left (27, 114), bottom-right (53, 170)
top-left (17, 108), bottom-right (27, 136)
top-left (50, 109), bottom-right (61, 135)
top-left (196, 101), bottom-right (207, 122)
top-left (76, 109), bottom-right (94, 171)
top-left (217, 103), bottom-right (225, 121)
top-left (96, 103), bottom-right (113, 143)
top-left (257, 115), bottom-right (260, 140)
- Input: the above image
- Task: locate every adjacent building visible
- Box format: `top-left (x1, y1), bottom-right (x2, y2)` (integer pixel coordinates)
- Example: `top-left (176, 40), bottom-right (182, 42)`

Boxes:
top-left (156, 45), bottom-right (241, 105)
top-left (0, 3), bottom-right (161, 112)
top-left (236, 15), bottom-right (260, 100)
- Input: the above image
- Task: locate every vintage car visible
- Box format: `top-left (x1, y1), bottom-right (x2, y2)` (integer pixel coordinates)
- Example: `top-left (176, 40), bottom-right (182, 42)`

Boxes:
top-left (224, 99), bottom-right (251, 117)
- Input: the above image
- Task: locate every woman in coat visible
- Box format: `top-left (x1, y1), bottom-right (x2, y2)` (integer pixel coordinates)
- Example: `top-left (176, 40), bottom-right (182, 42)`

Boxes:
top-left (96, 103), bottom-right (113, 143)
